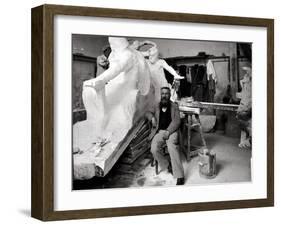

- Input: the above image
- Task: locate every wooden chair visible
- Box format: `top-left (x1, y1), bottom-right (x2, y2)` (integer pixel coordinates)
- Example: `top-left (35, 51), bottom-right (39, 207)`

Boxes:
top-left (150, 145), bottom-right (171, 175)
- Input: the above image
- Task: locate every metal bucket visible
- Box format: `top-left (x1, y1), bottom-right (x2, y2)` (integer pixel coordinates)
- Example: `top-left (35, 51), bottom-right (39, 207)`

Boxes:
top-left (198, 151), bottom-right (216, 179)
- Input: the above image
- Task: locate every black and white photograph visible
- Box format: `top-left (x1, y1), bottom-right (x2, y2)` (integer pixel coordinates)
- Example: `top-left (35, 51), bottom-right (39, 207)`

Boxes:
top-left (72, 35), bottom-right (252, 190)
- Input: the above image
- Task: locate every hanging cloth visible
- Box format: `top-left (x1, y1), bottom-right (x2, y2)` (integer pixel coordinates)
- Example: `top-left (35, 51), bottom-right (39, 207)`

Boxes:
top-left (206, 59), bottom-right (217, 82)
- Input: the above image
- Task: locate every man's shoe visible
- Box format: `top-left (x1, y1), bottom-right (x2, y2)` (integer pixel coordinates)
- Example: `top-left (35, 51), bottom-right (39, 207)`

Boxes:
top-left (176, 177), bottom-right (185, 185)
top-left (168, 163), bottom-right (173, 175)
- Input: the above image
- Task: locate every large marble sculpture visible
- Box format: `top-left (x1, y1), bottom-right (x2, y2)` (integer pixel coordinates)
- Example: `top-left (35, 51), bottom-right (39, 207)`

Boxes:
top-left (73, 37), bottom-right (154, 179)
top-left (236, 66), bottom-right (252, 148)
top-left (133, 40), bottom-right (184, 103)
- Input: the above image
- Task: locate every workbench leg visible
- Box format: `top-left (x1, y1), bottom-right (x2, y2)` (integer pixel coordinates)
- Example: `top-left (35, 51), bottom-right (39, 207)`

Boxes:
top-left (196, 115), bottom-right (207, 148)
top-left (187, 115), bottom-right (191, 161)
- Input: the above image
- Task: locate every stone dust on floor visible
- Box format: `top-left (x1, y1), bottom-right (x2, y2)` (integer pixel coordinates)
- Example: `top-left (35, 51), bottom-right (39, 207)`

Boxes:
top-left (73, 132), bottom-right (252, 190)
top-left (184, 132), bottom-right (251, 185)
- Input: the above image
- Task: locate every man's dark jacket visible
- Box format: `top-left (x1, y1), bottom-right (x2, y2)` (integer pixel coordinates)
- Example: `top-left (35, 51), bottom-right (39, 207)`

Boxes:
top-left (146, 101), bottom-right (181, 140)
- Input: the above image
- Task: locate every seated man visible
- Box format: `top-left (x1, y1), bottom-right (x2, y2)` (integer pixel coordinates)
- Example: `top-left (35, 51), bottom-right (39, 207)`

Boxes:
top-left (146, 87), bottom-right (185, 185)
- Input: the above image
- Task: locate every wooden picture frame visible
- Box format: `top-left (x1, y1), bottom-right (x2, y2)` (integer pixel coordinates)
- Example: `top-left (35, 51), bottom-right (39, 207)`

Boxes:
top-left (31, 4), bottom-right (274, 221)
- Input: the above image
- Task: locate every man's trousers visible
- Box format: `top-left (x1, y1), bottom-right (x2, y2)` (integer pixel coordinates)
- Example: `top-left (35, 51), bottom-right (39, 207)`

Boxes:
top-left (150, 131), bottom-right (184, 178)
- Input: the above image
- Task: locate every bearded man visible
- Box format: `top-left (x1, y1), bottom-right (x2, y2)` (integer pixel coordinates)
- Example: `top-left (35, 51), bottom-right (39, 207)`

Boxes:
top-left (147, 87), bottom-right (185, 185)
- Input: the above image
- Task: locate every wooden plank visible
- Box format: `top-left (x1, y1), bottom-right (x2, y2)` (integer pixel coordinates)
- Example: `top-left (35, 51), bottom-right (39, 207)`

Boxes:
top-left (117, 153), bottom-right (151, 174)
top-left (131, 130), bottom-right (150, 146)
top-left (134, 122), bottom-right (150, 138)
top-left (179, 100), bottom-right (239, 112)
top-left (121, 146), bottom-right (150, 164)
top-left (129, 137), bottom-right (149, 151)
top-left (126, 144), bottom-right (150, 158)
top-left (95, 119), bottom-right (146, 176)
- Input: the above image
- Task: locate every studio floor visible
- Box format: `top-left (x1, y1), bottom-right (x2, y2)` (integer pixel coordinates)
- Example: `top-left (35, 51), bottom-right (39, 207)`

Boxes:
top-left (73, 132), bottom-right (252, 190)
